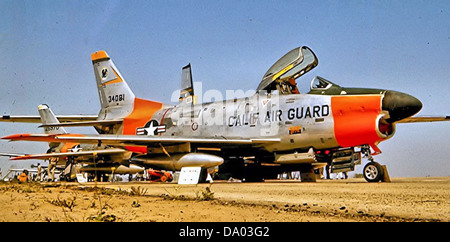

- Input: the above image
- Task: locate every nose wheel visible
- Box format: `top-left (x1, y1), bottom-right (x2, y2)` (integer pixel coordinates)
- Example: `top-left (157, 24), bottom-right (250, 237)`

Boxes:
top-left (361, 145), bottom-right (387, 183)
top-left (363, 162), bottom-right (384, 182)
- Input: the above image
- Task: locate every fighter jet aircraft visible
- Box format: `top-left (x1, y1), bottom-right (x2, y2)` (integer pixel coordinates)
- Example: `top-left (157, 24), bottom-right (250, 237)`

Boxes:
top-left (1, 59), bottom-right (223, 178)
top-left (1, 46), bottom-right (448, 182)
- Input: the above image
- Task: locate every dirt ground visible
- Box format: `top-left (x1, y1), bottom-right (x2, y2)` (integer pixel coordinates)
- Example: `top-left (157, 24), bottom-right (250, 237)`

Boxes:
top-left (0, 177), bottom-right (448, 222)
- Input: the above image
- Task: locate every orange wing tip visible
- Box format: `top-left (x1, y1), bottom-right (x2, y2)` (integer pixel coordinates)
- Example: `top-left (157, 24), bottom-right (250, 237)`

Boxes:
top-left (91, 50), bottom-right (110, 61)
top-left (10, 155), bottom-right (32, 161)
top-left (1, 134), bottom-right (31, 140)
top-left (1, 133), bottom-right (54, 140)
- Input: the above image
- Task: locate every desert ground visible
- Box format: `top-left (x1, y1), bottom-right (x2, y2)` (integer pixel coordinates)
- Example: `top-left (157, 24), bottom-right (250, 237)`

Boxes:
top-left (0, 177), bottom-right (448, 222)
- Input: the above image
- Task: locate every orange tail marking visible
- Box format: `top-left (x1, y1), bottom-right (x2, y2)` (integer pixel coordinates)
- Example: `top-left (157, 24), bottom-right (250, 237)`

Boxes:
top-left (122, 98), bottom-right (163, 154)
top-left (331, 95), bottom-right (383, 148)
top-left (91, 50), bottom-right (109, 61)
top-left (123, 98), bottom-right (163, 135)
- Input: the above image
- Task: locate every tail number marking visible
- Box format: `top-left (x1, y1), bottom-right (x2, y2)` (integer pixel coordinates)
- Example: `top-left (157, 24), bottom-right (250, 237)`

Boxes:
top-left (108, 94), bottom-right (125, 103)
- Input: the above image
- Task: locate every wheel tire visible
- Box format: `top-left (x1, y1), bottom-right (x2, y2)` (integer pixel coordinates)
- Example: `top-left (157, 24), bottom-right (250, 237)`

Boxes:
top-left (363, 162), bottom-right (384, 182)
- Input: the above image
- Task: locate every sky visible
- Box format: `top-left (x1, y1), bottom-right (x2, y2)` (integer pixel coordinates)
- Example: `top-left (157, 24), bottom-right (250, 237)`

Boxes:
top-left (0, 0), bottom-right (449, 177)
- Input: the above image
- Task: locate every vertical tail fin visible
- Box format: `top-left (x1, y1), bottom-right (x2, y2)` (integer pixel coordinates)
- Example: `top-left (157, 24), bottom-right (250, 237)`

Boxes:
top-left (179, 63), bottom-right (197, 105)
top-left (38, 104), bottom-right (67, 150)
top-left (91, 51), bottom-right (136, 120)
top-left (91, 50), bottom-right (164, 136)
top-left (38, 104), bottom-right (67, 135)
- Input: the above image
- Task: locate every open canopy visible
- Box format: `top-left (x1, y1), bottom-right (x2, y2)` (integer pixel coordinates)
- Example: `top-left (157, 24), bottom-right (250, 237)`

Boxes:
top-left (257, 46), bottom-right (318, 92)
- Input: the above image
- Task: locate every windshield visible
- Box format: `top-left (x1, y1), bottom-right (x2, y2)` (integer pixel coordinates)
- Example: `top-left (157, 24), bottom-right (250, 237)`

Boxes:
top-left (311, 76), bottom-right (333, 90)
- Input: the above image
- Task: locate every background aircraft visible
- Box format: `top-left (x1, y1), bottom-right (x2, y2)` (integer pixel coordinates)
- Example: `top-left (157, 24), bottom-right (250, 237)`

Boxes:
top-left (1, 46), bottom-right (448, 182)
top-left (1, 104), bottom-right (143, 181)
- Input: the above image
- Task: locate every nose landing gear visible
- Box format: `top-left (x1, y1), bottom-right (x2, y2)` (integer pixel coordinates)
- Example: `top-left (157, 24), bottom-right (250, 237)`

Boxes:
top-left (363, 161), bottom-right (384, 182)
top-left (361, 146), bottom-right (390, 183)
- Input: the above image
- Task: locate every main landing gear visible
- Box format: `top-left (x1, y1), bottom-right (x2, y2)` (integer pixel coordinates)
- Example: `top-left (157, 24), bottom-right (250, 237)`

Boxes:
top-left (361, 146), bottom-right (387, 183)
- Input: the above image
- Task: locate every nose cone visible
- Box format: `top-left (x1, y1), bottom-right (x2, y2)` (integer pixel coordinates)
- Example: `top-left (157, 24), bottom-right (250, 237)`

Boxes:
top-left (382, 91), bottom-right (422, 123)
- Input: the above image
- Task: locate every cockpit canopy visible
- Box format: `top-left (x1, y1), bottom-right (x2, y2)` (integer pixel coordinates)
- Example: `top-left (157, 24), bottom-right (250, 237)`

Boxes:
top-left (257, 46), bottom-right (318, 94)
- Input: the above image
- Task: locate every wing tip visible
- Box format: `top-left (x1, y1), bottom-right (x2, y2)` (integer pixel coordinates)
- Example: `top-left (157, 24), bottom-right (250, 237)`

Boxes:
top-left (10, 155), bottom-right (30, 161)
top-left (1, 134), bottom-right (26, 140)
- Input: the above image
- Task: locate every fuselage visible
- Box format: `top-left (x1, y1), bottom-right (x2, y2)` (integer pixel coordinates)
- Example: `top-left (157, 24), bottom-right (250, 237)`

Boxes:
top-left (148, 91), bottom-right (394, 154)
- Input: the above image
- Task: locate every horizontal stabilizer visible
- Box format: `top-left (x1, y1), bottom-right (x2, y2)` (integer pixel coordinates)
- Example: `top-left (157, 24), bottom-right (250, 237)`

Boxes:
top-left (1, 115), bottom-right (98, 123)
top-left (39, 119), bottom-right (123, 128)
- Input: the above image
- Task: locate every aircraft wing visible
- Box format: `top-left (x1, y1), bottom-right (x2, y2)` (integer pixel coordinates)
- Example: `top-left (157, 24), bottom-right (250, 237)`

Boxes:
top-left (2, 133), bottom-right (280, 146)
top-left (56, 135), bottom-right (281, 146)
top-left (8, 148), bottom-right (127, 161)
top-left (0, 115), bottom-right (99, 123)
top-left (7, 169), bottom-right (39, 173)
top-left (0, 152), bottom-right (26, 158)
top-left (397, 116), bottom-right (450, 123)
